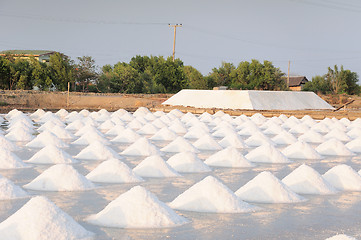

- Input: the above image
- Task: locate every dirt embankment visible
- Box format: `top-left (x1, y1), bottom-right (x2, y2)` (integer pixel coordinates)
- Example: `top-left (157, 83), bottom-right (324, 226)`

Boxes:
top-left (1, 90), bottom-right (361, 120)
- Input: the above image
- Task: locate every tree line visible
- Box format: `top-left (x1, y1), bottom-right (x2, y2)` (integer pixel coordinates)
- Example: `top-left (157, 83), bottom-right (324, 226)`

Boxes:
top-left (0, 52), bottom-right (359, 95)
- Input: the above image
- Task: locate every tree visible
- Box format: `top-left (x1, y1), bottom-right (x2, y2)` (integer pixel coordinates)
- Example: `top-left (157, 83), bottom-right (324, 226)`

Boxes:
top-left (0, 56), bottom-right (11, 89)
top-left (209, 62), bottom-right (236, 87)
top-left (303, 75), bottom-right (332, 94)
top-left (109, 62), bottom-right (141, 93)
top-left (49, 52), bottom-right (74, 91)
top-left (75, 56), bottom-right (98, 92)
top-left (184, 66), bottom-right (207, 89)
top-left (325, 65), bottom-right (359, 95)
top-left (30, 58), bottom-right (52, 90)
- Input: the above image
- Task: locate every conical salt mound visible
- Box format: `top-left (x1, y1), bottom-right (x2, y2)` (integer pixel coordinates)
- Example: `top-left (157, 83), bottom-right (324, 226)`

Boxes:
top-left (150, 127), bottom-right (178, 141)
top-left (282, 141), bottom-right (323, 159)
top-left (87, 186), bottom-right (188, 228)
top-left (298, 130), bottom-right (325, 143)
top-left (184, 126), bottom-right (209, 139)
top-left (193, 134), bottom-right (222, 151)
top-left (30, 109), bottom-right (46, 120)
top-left (169, 176), bottom-right (257, 213)
top-left (218, 133), bottom-right (247, 149)
top-left (311, 122), bottom-right (330, 133)
top-left (26, 131), bottom-right (69, 148)
top-left (121, 137), bottom-right (161, 156)
top-left (324, 128), bottom-right (352, 142)
top-left (75, 141), bottom-right (121, 160)
top-left (24, 164), bottom-right (95, 191)
top-left (161, 136), bottom-right (199, 153)
top-left (27, 144), bottom-right (78, 164)
top-left (322, 164), bottom-right (361, 191)
top-left (205, 147), bottom-right (254, 168)
top-left (212, 126), bottom-right (236, 138)
top-left (152, 118), bottom-right (167, 128)
top-left (345, 137), bottom-right (361, 153)
top-left (271, 130), bottom-right (297, 145)
top-left (0, 149), bottom-right (29, 169)
top-left (105, 124), bottom-right (126, 136)
top-left (64, 119), bottom-right (85, 131)
top-left (86, 158), bottom-right (143, 183)
top-left (245, 144), bottom-right (290, 163)
top-left (245, 132), bottom-right (275, 147)
top-left (0, 196), bottom-right (94, 240)
top-left (282, 164), bottom-right (337, 195)
top-left (235, 171), bottom-right (305, 203)
top-left (111, 128), bottom-right (141, 143)
top-left (133, 155), bottom-right (180, 178)
top-left (288, 123), bottom-right (310, 134)
top-left (0, 175), bottom-right (28, 200)
top-left (347, 127), bottom-right (361, 139)
top-left (168, 121), bottom-right (187, 134)
top-left (326, 234), bottom-right (357, 240)
top-left (166, 151), bottom-right (212, 173)
top-left (262, 123), bottom-right (284, 135)
top-left (98, 119), bottom-right (115, 131)
top-left (47, 125), bottom-right (75, 140)
top-left (137, 123), bottom-right (159, 135)
top-left (72, 131), bottom-right (110, 146)
top-left (0, 134), bottom-right (19, 151)
top-left (5, 126), bottom-right (35, 142)
top-left (316, 138), bottom-right (355, 156)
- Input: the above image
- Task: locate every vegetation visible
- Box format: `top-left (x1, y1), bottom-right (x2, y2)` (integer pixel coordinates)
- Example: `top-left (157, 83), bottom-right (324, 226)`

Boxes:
top-left (303, 65), bottom-right (360, 95)
top-left (0, 52), bottom-right (359, 95)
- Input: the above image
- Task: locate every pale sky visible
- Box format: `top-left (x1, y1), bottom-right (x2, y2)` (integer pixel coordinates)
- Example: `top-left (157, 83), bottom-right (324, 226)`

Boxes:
top-left (1, 0), bottom-right (361, 81)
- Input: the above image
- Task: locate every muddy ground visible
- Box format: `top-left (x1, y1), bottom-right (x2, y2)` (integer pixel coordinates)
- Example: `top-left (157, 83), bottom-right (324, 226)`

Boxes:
top-left (1, 90), bottom-right (361, 120)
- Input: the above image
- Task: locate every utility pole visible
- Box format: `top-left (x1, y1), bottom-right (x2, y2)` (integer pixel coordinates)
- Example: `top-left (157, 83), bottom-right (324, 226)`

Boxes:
top-left (287, 60), bottom-right (290, 88)
top-left (169, 24), bottom-right (182, 61)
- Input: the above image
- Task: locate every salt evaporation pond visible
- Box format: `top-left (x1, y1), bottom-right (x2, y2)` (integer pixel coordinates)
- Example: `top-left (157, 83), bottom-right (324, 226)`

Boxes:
top-left (0, 108), bottom-right (361, 239)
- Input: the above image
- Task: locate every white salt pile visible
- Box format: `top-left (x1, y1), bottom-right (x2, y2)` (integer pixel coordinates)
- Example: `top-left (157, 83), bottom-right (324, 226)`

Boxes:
top-left (0, 175), bottom-right (28, 200)
top-left (161, 136), bottom-right (199, 153)
top-left (24, 164), bottom-right (95, 191)
top-left (205, 147), bottom-right (254, 168)
top-left (111, 128), bottom-right (141, 143)
top-left (47, 125), bottom-right (75, 140)
top-left (184, 126), bottom-right (209, 139)
top-left (86, 158), bottom-right (143, 183)
top-left (169, 176), bottom-right (257, 213)
top-left (152, 118), bottom-right (167, 128)
top-left (74, 124), bottom-right (103, 137)
top-left (0, 134), bottom-right (19, 151)
top-left (137, 123), bottom-right (159, 135)
top-left (311, 122), bottom-right (330, 133)
top-left (347, 127), bottom-right (361, 139)
top-left (0, 149), bottom-right (29, 169)
top-left (27, 144), bottom-right (78, 164)
top-left (150, 127), bottom-right (178, 141)
top-left (282, 164), bottom-right (337, 195)
top-left (316, 138), bottom-right (355, 156)
top-left (324, 128), bottom-right (352, 142)
top-left (119, 111), bottom-right (135, 122)
top-left (98, 119), bottom-right (115, 131)
top-left (262, 122), bottom-right (284, 135)
top-left (345, 138), bottom-right (361, 153)
top-left (271, 130), bottom-right (297, 145)
top-left (218, 133), bottom-right (247, 149)
top-left (168, 121), bottom-right (188, 134)
top-left (75, 141), bottom-right (121, 160)
top-left (72, 130), bottom-right (110, 146)
top-left (235, 171), bottom-right (305, 203)
top-left (211, 125), bottom-right (236, 138)
top-left (250, 113), bottom-right (267, 125)
top-left (55, 108), bottom-right (69, 119)
top-left (298, 130), bottom-right (325, 143)
top-left (5, 126), bottom-right (35, 142)
top-left (288, 123), bottom-right (310, 134)
top-left (105, 124), bottom-right (126, 136)
top-left (0, 196), bottom-right (94, 240)
top-left (166, 151), bottom-right (212, 173)
top-left (127, 118), bottom-right (144, 129)
top-left (133, 155), bottom-right (180, 178)
top-left (26, 131), bottom-right (69, 148)
top-left (325, 234), bottom-right (357, 240)
top-left (245, 144), bottom-right (290, 163)
top-left (237, 122), bottom-right (260, 136)
top-left (282, 141), bottom-right (323, 159)
top-left (30, 109), bottom-right (46, 120)
top-left (322, 164), bottom-right (361, 191)
top-left (169, 109), bottom-right (184, 118)
top-left (245, 131), bottom-right (276, 147)
top-left (87, 185), bottom-right (188, 228)
top-left (121, 137), bottom-right (161, 156)
top-left (193, 134), bottom-right (222, 151)
top-left (64, 119), bottom-right (85, 131)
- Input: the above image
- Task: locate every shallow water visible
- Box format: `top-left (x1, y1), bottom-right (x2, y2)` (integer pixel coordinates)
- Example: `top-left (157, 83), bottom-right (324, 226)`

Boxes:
top-left (1, 118), bottom-right (361, 239)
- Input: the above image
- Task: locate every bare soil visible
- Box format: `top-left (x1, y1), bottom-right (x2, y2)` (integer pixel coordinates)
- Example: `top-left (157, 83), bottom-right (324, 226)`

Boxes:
top-left (1, 90), bottom-right (361, 120)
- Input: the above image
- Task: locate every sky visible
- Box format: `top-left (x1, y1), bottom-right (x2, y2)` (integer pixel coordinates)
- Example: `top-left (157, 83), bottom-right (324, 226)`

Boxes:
top-left (1, 0), bottom-right (361, 80)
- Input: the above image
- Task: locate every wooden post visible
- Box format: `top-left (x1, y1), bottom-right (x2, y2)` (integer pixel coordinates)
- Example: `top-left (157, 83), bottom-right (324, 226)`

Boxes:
top-left (287, 61), bottom-right (290, 88)
top-left (67, 82), bottom-right (70, 108)
top-left (169, 24), bottom-right (182, 61)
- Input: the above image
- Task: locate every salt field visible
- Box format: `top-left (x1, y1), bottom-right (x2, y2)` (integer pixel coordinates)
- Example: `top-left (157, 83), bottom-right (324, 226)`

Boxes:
top-left (0, 108), bottom-right (361, 239)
